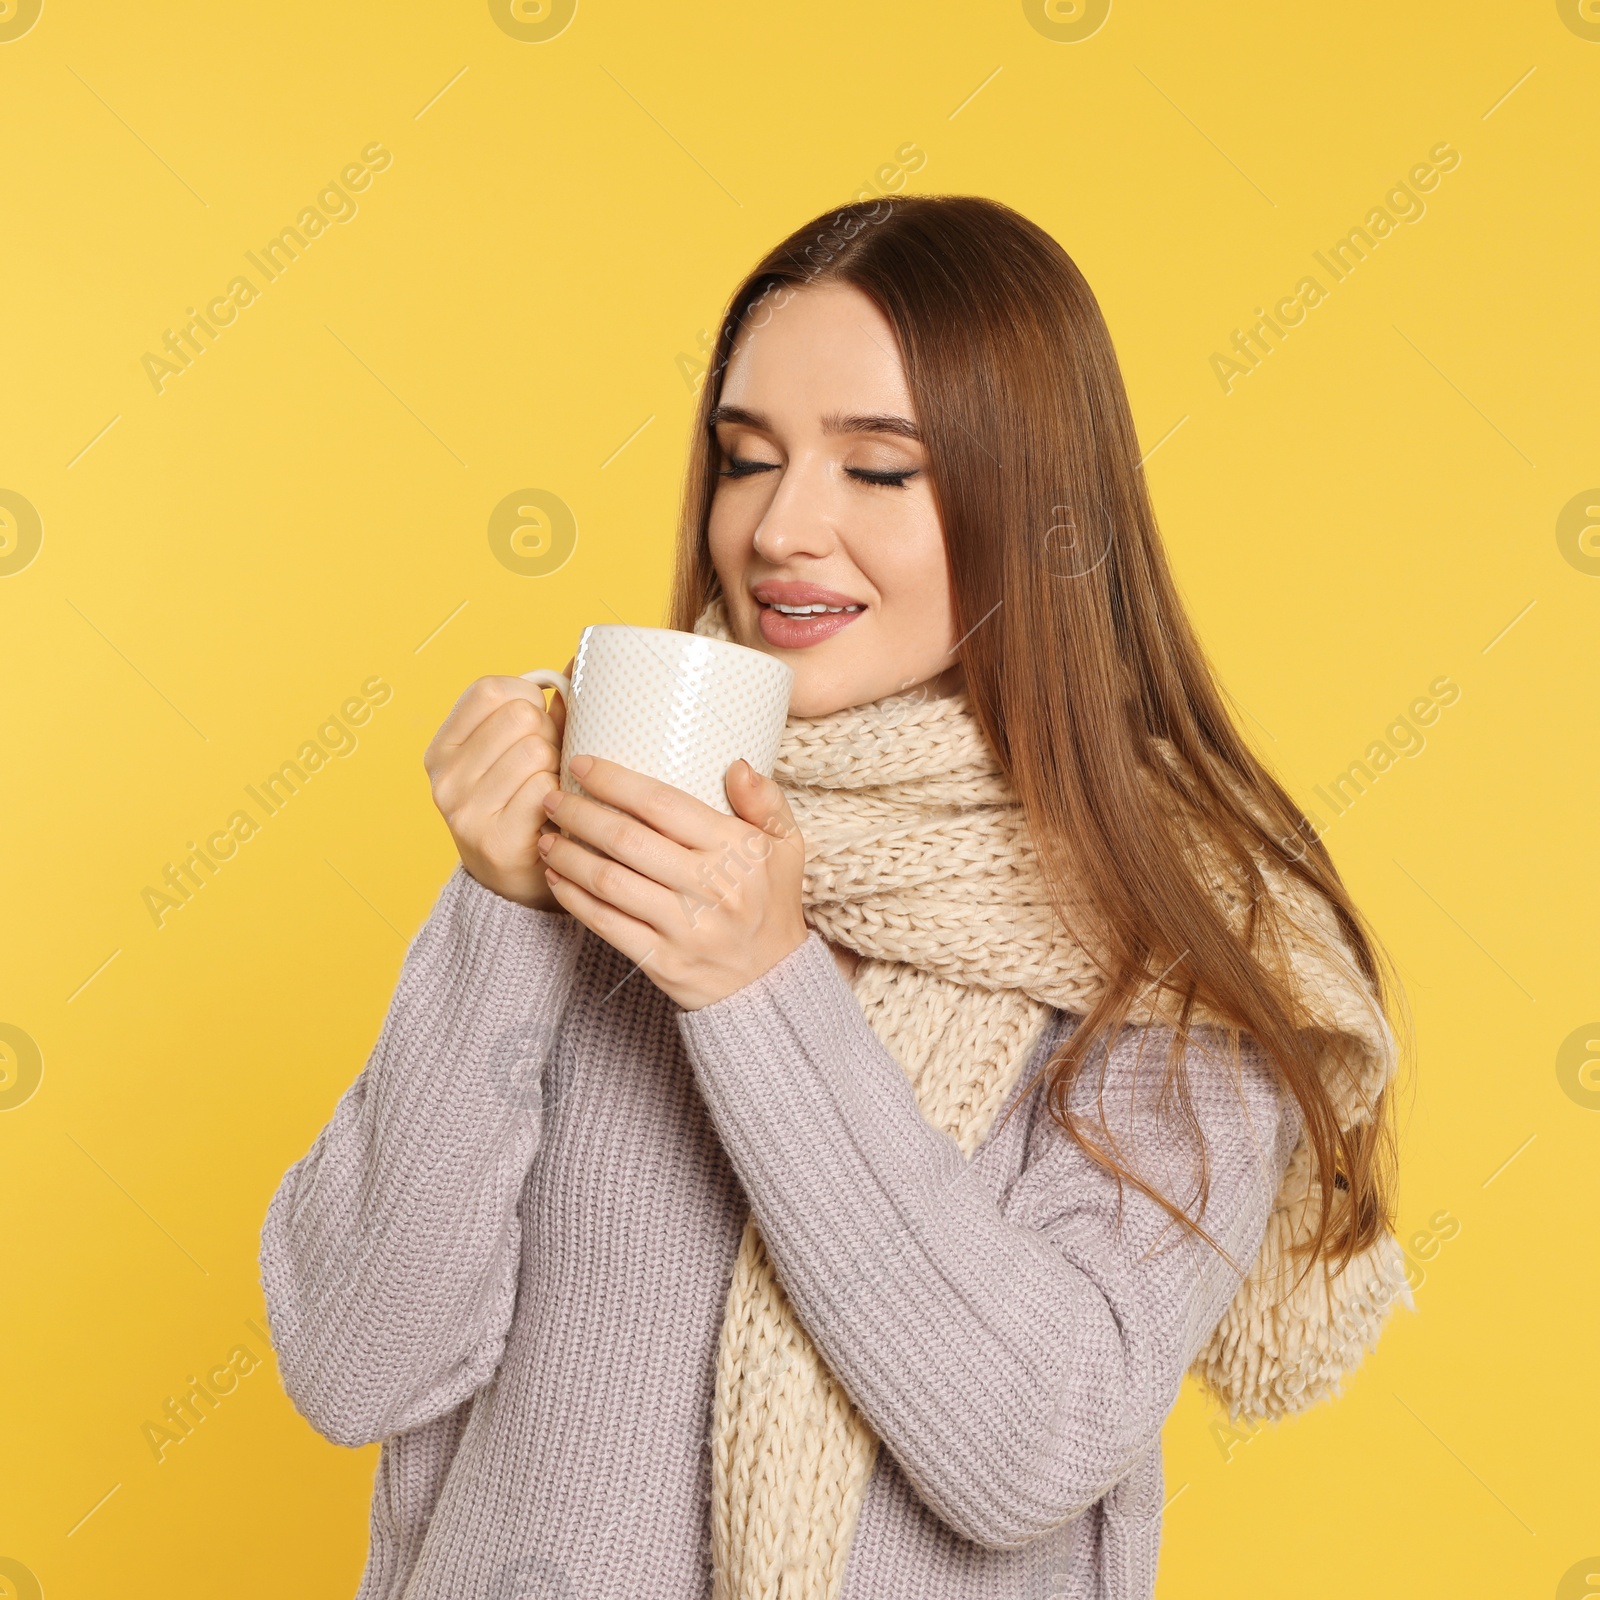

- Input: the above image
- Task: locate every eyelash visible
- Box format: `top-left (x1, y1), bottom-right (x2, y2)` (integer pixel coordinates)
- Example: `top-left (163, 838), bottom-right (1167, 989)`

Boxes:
top-left (848, 467), bottom-right (919, 489)
top-left (717, 457), bottom-right (920, 489)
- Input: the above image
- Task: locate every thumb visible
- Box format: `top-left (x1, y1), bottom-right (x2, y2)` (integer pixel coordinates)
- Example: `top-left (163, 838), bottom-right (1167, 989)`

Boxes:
top-left (727, 759), bottom-right (797, 840)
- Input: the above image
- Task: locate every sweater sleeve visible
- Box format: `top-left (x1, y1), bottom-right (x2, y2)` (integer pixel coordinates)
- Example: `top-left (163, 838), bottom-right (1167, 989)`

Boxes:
top-left (678, 932), bottom-right (1300, 1551)
top-left (260, 865), bottom-right (584, 1449)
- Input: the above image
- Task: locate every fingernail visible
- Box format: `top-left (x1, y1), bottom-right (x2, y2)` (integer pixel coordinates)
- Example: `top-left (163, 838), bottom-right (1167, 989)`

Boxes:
top-left (570, 754), bottom-right (593, 778)
top-left (537, 833), bottom-right (553, 853)
top-left (542, 789), bottom-right (562, 812)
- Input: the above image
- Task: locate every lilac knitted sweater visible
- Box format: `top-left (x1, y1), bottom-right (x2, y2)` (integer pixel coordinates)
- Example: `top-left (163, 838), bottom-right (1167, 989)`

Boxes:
top-left (260, 865), bottom-right (1299, 1598)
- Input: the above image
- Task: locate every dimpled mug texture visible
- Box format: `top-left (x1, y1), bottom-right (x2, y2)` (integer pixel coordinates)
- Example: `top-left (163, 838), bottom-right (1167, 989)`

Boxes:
top-left (560, 626), bottom-right (793, 814)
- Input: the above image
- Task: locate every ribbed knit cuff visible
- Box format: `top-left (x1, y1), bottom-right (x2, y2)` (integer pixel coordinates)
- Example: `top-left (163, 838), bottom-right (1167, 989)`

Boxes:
top-left (427, 862), bottom-right (578, 967)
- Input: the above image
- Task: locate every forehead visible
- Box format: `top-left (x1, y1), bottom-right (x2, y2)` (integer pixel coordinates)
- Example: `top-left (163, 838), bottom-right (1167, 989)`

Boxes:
top-left (719, 283), bottom-right (913, 415)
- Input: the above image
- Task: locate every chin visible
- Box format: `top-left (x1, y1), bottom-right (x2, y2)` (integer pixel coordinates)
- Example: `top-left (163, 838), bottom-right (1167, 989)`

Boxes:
top-left (784, 663), bottom-right (910, 718)
top-left (785, 677), bottom-right (857, 718)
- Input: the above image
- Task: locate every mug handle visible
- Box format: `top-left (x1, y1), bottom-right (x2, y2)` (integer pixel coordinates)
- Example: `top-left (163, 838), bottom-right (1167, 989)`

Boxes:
top-left (519, 668), bottom-right (572, 707)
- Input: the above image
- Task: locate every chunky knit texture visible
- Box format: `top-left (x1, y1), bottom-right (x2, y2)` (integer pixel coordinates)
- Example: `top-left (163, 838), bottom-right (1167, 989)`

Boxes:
top-left (261, 872), bottom-right (1299, 1597)
top-left (689, 602), bottom-right (1406, 1596)
top-left (259, 626), bottom-right (1398, 1598)
top-left (695, 601), bottom-right (1408, 1401)
top-left (706, 700), bottom-right (1056, 1600)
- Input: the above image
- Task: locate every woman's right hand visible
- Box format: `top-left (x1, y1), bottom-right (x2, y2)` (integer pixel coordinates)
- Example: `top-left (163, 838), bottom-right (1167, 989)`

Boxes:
top-left (424, 670), bottom-right (570, 911)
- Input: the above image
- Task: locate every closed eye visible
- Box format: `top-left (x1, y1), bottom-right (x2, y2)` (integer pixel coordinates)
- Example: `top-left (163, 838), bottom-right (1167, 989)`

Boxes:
top-left (847, 467), bottom-right (920, 488)
top-left (718, 457), bottom-right (779, 479)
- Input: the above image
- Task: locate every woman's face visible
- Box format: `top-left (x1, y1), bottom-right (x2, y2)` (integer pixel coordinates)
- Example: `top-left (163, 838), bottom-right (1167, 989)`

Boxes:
top-left (707, 282), bottom-right (960, 718)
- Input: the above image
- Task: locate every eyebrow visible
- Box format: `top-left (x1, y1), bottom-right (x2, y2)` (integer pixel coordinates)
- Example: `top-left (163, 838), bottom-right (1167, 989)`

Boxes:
top-left (708, 404), bottom-right (921, 442)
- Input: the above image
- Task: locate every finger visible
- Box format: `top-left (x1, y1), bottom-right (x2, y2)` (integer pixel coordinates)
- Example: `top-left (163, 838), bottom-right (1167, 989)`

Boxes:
top-left (469, 732), bottom-right (560, 820)
top-left (543, 866), bottom-right (660, 973)
top-left (428, 675), bottom-right (555, 762)
top-left (540, 832), bottom-right (680, 929)
top-left (440, 696), bottom-right (558, 804)
top-left (565, 755), bottom-right (728, 850)
top-left (541, 782), bottom-right (703, 893)
top-left (726, 761), bottom-right (805, 861)
top-left (491, 766), bottom-right (561, 853)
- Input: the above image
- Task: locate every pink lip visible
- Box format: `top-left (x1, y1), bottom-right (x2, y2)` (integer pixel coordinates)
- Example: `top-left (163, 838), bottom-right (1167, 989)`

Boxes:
top-left (750, 580), bottom-right (867, 651)
top-left (752, 581), bottom-right (864, 607)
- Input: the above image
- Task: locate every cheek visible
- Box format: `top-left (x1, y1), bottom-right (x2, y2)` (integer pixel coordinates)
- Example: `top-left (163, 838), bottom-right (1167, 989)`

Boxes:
top-left (871, 509), bottom-right (953, 623)
top-left (706, 497), bottom-right (749, 588)
top-left (707, 497), bottom-right (769, 652)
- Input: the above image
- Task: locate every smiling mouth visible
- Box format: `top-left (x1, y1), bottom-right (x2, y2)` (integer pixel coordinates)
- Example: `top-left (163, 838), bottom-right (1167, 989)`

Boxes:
top-left (765, 601), bottom-right (864, 616)
top-left (751, 587), bottom-right (867, 649)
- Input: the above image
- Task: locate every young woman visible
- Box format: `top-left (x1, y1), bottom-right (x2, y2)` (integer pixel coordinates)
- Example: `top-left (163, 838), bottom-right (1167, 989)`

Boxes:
top-left (262, 196), bottom-right (1405, 1600)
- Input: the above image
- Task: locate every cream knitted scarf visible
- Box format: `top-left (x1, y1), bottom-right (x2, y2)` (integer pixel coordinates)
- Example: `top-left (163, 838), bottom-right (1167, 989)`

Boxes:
top-left (693, 601), bottom-right (1406, 1600)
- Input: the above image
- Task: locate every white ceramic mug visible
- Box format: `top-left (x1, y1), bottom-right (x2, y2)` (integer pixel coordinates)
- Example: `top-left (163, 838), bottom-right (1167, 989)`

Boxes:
top-left (522, 625), bottom-right (794, 814)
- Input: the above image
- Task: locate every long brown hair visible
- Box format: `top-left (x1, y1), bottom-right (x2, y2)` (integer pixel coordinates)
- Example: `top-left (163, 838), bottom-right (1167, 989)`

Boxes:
top-left (670, 195), bottom-right (1400, 1279)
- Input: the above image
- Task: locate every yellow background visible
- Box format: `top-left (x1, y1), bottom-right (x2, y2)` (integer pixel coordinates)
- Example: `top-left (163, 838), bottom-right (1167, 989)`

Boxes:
top-left (1, 1), bottom-right (1594, 1594)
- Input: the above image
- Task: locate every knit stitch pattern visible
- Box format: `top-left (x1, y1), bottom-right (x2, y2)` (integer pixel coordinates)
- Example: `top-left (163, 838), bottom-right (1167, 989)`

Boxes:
top-left (261, 860), bottom-right (1300, 1598)
top-left (694, 597), bottom-right (1405, 1597)
top-left (256, 607), bottom-right (1400, 1599)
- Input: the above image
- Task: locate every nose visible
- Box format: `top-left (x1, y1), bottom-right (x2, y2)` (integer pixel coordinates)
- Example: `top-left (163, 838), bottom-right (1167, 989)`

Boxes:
top-left (750, 453), bottom-right (839, 565)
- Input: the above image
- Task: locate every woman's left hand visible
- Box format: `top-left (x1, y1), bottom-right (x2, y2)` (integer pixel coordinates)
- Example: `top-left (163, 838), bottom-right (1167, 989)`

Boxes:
top-left (538, 754), bottom-right (809, 1010)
